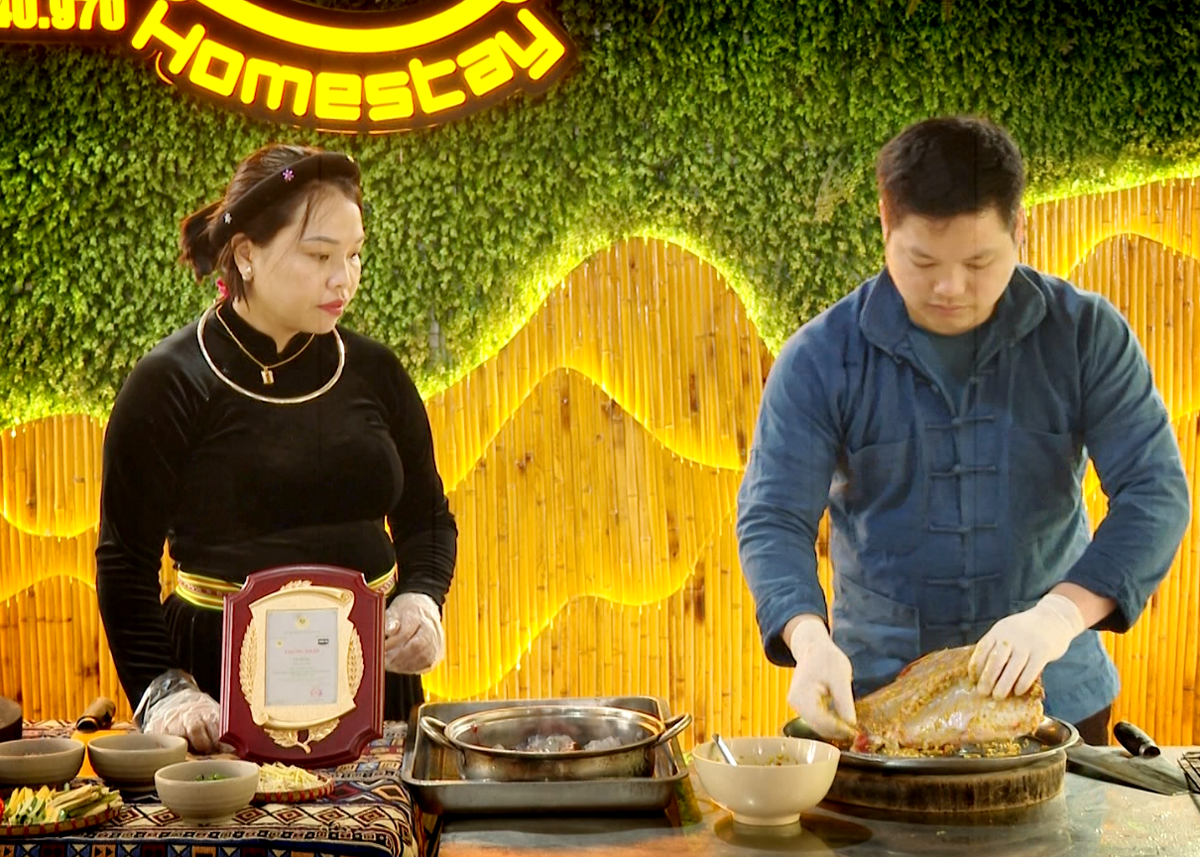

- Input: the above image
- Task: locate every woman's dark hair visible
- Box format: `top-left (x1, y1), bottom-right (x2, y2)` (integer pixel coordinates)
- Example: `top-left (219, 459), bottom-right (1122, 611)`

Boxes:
top-left (876, 116), bottom-right (1025, 233)
top-left (179, 144), bottom-right (363, 302)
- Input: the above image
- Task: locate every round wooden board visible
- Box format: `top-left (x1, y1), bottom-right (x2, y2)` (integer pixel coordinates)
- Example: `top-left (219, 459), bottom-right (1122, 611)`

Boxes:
top-left (825, 751), bottom-right (1066, 813)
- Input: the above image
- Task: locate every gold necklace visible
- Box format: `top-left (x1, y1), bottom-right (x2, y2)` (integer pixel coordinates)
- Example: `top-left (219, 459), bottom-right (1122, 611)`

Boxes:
top-left (214, 304), bottom-right (315, 385)
top-left (196, 306), bottom-right (345, 405)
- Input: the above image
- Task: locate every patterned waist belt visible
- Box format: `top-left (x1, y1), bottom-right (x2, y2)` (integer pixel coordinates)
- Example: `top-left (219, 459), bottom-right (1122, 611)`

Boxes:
top-left (175, 566), bottom-right (397, 610)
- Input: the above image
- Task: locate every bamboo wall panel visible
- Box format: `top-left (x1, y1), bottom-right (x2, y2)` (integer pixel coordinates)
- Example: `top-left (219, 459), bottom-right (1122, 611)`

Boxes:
top-left (430, 367), bottom-right (744, 701)
top-left (1061, 232), bottom-right (1200, 745)
top-left (424, 239), bottom-right (771, 489)
top-left (1, 183), bottom-right (1198, 744)
top-left (0, 416), bottom-right (131, 719)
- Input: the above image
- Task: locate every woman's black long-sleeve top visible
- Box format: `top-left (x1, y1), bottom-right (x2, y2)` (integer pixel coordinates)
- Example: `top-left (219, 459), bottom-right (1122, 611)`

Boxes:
top-left (95, 305), bottom-right (457, 712)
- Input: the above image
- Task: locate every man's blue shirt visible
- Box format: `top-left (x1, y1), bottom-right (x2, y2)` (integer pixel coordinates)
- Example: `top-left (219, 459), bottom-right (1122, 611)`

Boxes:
top-left (736, 265), bottom-right (1191, 722)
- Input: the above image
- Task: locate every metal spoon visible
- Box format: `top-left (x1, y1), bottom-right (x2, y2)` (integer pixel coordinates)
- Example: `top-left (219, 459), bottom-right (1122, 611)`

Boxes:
top-left (712, 733), bottom-right (738, 765)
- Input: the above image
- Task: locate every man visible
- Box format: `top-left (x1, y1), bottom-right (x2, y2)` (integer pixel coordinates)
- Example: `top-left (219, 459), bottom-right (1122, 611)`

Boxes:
top-left (736, 116), bottom-right (1190, 745)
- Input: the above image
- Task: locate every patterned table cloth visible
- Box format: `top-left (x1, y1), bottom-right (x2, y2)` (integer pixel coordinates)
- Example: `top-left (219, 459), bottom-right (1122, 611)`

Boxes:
top-left (2, 722), bottom-right (423, 857)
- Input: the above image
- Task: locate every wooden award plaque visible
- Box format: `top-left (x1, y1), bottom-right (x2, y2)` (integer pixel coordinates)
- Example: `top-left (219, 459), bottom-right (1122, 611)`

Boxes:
top-left (219, 564), bottom-right (384, 767)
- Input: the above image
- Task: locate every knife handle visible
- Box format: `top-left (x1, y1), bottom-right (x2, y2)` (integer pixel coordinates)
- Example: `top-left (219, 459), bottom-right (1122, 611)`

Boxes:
top-left (1113, 720), bottom-right (1160, 758)
top-left (75, 696), bottom-right (116, 733)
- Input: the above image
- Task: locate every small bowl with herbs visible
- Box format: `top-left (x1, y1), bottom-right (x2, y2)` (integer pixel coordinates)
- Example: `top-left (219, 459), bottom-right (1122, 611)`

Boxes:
top-left (154, 760), bottom-right (259, 824)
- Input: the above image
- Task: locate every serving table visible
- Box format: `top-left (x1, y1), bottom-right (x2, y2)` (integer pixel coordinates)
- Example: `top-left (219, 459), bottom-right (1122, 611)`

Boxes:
top-left (433, 747), bottom-right (1200, 857)
top-left (3, 721), bottom-right (423, 857)
top-left (9, 721), bottom-right (1199, 857)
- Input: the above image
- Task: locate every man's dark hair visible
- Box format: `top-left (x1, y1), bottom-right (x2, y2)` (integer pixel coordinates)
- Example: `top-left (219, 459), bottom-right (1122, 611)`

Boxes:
top-left (876, 116), bottom-right (1025, 233)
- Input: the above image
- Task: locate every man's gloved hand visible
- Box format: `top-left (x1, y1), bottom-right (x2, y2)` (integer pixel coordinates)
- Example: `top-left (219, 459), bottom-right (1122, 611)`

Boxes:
top-left (969, 593), bottom-right (1086, 699)
top-left (384, 592), bottom-right (446, 675)
top-left (142, 688), bottom-right (224, 754)
top-left (787, 615), bottom-right (857, 740)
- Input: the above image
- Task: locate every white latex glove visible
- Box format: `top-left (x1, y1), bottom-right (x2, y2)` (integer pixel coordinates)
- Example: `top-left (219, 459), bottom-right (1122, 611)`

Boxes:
top-left (384, 592), bottom-right (445, 675)
top-left (787, 615), bottom-right (857, 740)
top-left (142, 687), bottom-right (223, 754)
top-left (969, 593), bottom-right (1086, 699)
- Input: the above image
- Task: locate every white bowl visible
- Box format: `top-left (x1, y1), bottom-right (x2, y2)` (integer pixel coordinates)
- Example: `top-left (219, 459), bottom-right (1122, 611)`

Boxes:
top-left (692, 736), bottom-right (840, 826)
top-left (155, 760), bottom-right (259, 823)
top-left (0, 737), bottom-right (85, 787)
top-left (88, 733), bottom-right (188, 789)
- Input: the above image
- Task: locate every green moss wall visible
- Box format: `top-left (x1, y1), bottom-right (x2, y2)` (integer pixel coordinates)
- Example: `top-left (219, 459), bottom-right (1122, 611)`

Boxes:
top-left (2, 0), bottom-right (1200, 425)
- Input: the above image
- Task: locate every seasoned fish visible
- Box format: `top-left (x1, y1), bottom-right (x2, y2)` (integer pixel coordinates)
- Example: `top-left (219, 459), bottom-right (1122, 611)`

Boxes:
top-left (852, 646), bottom-right (1044, 755)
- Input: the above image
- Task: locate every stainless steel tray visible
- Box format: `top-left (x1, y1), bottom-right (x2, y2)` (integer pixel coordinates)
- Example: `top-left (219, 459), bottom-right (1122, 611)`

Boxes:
top-left (402, 696), bottom-right (687, 815)
top-left (782, 716), bottom-right (1078, 773)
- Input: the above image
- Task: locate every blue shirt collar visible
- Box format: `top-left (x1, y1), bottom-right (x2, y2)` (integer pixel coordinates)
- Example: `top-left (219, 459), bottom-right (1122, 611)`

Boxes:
top-left (859, 265), bottom-right (1048, 362)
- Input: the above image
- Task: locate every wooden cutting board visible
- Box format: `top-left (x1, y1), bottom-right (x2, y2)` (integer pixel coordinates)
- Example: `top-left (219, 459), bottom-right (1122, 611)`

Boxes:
top-left (70, 728), bottom-right (128, 779)
top-left (825, 752), bottom-right (1066, 813)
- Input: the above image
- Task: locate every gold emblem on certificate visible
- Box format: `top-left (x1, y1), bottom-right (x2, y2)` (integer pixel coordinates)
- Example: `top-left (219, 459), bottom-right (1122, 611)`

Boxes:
top-left (221, 566), bottom-right (384, 766)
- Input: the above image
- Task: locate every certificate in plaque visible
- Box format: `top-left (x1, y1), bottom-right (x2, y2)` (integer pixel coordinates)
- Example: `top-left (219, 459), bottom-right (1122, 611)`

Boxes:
top-left (219, 565), bottom-right (384, 767)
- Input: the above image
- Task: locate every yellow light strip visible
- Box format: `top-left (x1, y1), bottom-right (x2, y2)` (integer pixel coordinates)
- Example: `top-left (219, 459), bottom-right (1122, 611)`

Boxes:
top-left (190, 0), bottom-right (524, 54)
top-left (425, 508), bottom-right (742, 698)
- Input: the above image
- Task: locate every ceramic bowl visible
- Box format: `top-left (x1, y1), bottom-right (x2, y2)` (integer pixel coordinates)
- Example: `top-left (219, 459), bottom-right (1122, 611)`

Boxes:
top-left (691, 736), bottom-right (840, 826)
top-left (88, 733), bottom-right (188, 789)
top-left (0, 737), bottom-right (86, 787)
top-left (154, 760), bottom-right (259, 823)
top-left (0, 696), bottom-right (20, 744)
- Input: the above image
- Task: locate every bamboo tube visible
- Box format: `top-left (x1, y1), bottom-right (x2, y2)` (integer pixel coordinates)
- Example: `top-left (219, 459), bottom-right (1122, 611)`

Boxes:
top-left (727, 526), bottom-right (742, 735)
top-left (664, 246), bottom-right (682, 453)
top-left (76, 574), bottom-right (99, 716)
top-left (599, 247), bottom-right (615, 396)
top-left (529, 375), bottom-right (548, 701)
top-left (484, 366), bottom-right (505, 689)
top-left (528, 387), bottom-right (543, 700)
top-left (546, 303), bottom-right (564, 688)
top-left (559, 375), bottom-right (580, 694)
top-left (33, 579), bottom-right (51, 719)
top-left (59, 417), bottom-right (72, 535)
top-left (1177, 414), bottom-right (1195, 744)
top-left (473, 382), bottom-right (494, 697)
top-left (47, 576), bottom-right (66, 719)
top-left (65, 576), bottom-right (82, 719)
top-left (0, 598), bottom-right (13, 702)
top-left (1185, 415), bottom-right (1199, 742)
top-left (509, 379), bottom-right (525, 696)
top-left (616, 239), bottom-right (633, 418)
top-left (632, 241), bottom-right (650, 424)
top-left (15, 541), bottom-right (36, 719)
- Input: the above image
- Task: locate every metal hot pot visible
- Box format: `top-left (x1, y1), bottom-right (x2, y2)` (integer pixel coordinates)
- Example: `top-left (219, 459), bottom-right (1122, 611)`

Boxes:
top-left (419, 704), bottom-right (691, 782)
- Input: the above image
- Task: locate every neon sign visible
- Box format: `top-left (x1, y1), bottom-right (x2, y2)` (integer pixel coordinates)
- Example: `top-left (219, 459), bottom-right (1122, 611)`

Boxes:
top-left (0, 0), bottom-right (575, 133)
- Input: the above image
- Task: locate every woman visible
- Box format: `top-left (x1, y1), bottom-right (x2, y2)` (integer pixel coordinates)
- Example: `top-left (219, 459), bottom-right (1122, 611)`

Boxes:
top-left (96, 144), bottom-right (457, 753)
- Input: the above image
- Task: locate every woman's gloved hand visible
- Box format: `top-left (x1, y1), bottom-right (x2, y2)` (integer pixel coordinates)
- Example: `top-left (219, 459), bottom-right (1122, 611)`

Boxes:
top-left (969, 593), bottom-right (1087, 699)
top-left (142, 687), bottom-right (224, 754)
top-left (787, 615), bottom-right (858, 741)
top-left (384, 592), bottom-right (445, 675)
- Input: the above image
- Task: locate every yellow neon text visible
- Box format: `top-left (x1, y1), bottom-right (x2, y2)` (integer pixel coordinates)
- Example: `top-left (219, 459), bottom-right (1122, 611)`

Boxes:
top-left (0, 0), bottom-right (125, 31)
top-left (190, 0), bottom-right (524, 54)
top-left (132, 0), bottom-right (568, 127)
top-left (240, 58), bottom-right (312, 115)
top-left (130, 0), bottom-right (202, 75)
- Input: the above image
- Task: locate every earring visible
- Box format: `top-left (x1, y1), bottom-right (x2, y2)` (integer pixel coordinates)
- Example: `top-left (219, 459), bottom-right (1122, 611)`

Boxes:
top-left (243, 266), bottom-right (252, 281)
